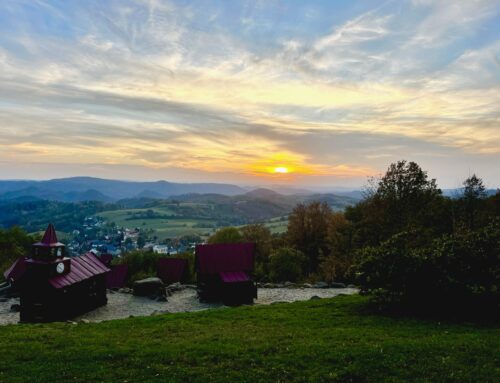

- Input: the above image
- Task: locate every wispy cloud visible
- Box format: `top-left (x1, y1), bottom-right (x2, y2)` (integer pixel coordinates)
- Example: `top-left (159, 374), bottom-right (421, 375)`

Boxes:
top-left (0, 0), bottom-right (498, 187)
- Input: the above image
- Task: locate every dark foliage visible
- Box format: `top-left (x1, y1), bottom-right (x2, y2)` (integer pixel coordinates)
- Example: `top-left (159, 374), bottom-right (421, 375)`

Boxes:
top-left (268, 247), bottom-right (307, 282)
top-left (354, 223), bottom-right (500, 317)
top-left (0, 227), bottom-right (36, 280)
top-left (0, 200), bottom-right (117, 233)
top-left (287, 201), bottom-right (332, 273)
top-left (349, 162), bottom-right (500, 316)
top-left (345, 160), bottom-right (452, 248)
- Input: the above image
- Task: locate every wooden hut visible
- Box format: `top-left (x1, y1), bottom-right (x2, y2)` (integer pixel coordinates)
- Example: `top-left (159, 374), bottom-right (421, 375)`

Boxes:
top-left (195, 243), bottom-right (257, 305)
top-left (157, 258), bottom-right (188, 285)
top-left (105, 264), bottom-right (129, 289)
top-left (14, 224), bottom-right (110, 323)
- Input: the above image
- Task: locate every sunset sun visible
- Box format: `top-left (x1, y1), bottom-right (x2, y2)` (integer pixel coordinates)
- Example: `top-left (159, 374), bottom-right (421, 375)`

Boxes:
top-left (274, 167), bottom-right (289, 174)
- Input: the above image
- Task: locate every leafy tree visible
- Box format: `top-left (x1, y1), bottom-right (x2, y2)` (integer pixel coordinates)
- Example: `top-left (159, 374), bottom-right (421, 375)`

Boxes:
top-left (287, 202), bottom-right (332, 273)
top-left (207, 227), bottom-right (243, 244)
top-left (268, 247), bottom-right (307, 282)
top-left (137, 233), bottom-right (146, 249)
top-left (462, 174), bottom-right (487, 230)
top-left (240, 224), bottom-right (272, 280)
top-left (346, 160), bottom-right (449, 248)
top-left (318, 213), bottom-right (354, 282)
top-left (376, 160), bottom-right (441, 229)
top-left (0, 227), bottom-right (36, 281)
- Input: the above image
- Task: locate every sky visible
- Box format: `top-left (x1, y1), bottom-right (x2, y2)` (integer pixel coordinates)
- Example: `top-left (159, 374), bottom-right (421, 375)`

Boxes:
top-left (0, 0), bottom-right (499, 189)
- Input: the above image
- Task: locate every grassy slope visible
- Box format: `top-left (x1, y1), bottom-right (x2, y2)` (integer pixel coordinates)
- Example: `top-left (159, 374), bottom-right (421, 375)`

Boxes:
top-left (97, 207), bottom-right (216, 239)
top-left (0, 295), bottom-right (498, 383)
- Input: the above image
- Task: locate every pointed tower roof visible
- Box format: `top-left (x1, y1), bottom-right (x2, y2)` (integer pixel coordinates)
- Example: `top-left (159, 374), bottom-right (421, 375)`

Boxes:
top-left (34, 224), bottom-right (65, 247)
top-left (41, 223), bottom-right (58, 245)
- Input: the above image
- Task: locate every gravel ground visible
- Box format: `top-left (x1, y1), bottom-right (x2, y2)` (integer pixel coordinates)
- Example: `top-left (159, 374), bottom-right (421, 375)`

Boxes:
top-left (0, 287), bottom-right (358, 325)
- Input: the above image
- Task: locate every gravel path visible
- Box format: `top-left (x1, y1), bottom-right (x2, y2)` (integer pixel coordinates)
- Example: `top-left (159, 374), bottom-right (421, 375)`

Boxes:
top-left (0, 287), bottom-right (358, 325)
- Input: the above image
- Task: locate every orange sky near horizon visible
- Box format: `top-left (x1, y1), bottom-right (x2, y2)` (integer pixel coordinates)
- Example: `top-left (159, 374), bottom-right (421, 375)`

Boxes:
top-left (0, 1), bottom-right (499, 188)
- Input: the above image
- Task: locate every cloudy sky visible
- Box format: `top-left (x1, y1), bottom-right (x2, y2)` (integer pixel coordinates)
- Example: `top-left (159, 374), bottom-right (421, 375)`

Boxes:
top-left (0, 0), bottom-right (499, 189)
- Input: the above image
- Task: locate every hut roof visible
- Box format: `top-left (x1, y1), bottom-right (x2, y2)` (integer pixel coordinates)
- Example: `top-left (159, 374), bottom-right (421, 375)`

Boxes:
top-left (97, 253), bottom-right (113, 267)
top-left (3, 257), bottom-right (27, 282)
top-left (195, 243), bottom-right (255, 274)
top-left (49, 252), bottom-right (110, 289)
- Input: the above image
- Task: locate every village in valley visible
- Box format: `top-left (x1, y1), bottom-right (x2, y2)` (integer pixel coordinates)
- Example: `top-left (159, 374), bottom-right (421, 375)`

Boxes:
top-left (67, 215), bottom-right (199, 259)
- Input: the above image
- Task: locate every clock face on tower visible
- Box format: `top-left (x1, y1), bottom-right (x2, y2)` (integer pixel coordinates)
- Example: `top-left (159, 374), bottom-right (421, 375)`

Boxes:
top-left (56, 262), bottom-right (65, 274)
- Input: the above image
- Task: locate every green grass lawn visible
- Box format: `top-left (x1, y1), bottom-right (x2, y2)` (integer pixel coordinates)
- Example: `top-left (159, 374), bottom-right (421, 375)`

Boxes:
top-left (0, 295), bottom-right (498, 383)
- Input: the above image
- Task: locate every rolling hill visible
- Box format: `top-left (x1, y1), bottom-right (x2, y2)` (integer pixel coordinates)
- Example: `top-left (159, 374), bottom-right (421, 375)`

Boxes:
top-left (0, 177), bottom-right (247, 202)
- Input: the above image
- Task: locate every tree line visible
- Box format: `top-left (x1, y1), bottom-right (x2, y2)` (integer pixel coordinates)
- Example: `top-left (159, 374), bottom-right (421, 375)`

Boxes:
top-left (1, 160), bottom-right (498, 316)
top-left (208, 160), bottom-right (499, 315)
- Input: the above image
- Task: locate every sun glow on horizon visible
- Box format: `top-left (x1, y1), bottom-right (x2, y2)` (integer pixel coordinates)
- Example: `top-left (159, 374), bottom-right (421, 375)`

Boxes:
top-left (273, 167), bottom-right (289, 174)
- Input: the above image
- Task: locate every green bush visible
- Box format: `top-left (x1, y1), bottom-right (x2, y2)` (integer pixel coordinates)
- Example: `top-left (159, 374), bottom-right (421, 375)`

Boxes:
top-left (116, 250), bottom-right (196, 285)
top-left (117, 250), bottom-right (163, 284)
top-left (354, 223), bottom-right (500, 315)
top-left (268, 247), bottom-right (307, 282)
top-left (175, 252), bottom-right (196, 284)
top-left (207, 227), bottom-right (243, 244)
top-left (0, 226), bottom-right (36, 281)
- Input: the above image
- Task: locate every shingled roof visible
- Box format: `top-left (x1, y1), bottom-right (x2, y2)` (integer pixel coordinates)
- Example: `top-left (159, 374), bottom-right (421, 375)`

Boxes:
top-left (3, 257), bottom-right (27, 282)
top-left (49, 252), bottom-right (110, 289)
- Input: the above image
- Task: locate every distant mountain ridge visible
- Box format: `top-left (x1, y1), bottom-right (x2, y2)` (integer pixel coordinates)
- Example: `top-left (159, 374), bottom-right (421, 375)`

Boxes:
top-left (0, 177), bottom-right (247, 202)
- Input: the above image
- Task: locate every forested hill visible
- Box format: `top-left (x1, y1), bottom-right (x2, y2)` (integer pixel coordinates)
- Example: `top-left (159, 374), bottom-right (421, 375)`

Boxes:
top-left (0, 188), bottom-right (359, 233)
top-left (0, 177), bottom-right (247, 202)
top-left (0, 199), bottom-right (114, 233)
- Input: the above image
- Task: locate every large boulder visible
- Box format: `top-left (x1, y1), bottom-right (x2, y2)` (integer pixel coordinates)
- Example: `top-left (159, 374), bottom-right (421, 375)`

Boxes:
top-left (330, 282), bottom-right (346, 288)
top-left (10, 303), bottom-right (20, 312)
top-left (313, 281), bottom-right (329, 289)
top-left (133, 277), bottom-right (164, 297)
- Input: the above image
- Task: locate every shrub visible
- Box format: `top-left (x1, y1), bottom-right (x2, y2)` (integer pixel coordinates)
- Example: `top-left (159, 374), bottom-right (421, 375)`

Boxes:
top-left (207, 227), bottom-right (243, 244)
top-left (318, 254), bottom-right (349, 284)
top-left (268, 247), bottom-right (307, 282)
top-left (353, 223), bottom-right (500, 315)
top-left (0, 226), bottom-right (35, 281)
top-left (175, 252), bottom-right (196, 283)
top-left (117, 250), bottom-right (163, 284)
top-left (240, 224), bottom-right (272, 281)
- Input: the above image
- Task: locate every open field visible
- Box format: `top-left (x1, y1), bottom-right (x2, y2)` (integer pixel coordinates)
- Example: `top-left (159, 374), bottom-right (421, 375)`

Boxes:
top-left (0, 295), bottom-right (497, 383)
top-left (98, 206), bottom-right (288, 239)
top-left (263, 215), bottom-right (288, 234)
top-left (237, 216), bottom-right (289, 234)
top-left (97, 207), bottom-right (217, 240)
